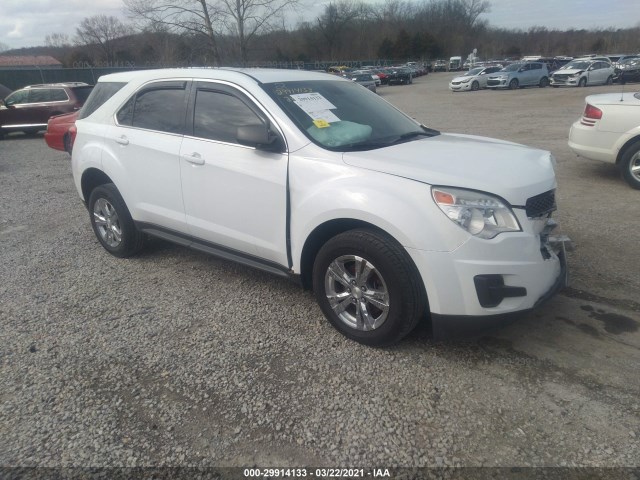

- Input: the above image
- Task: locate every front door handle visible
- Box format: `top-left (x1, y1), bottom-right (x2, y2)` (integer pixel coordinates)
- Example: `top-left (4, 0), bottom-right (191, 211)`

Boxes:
top-left (115, 135), bottom-right (129, 146)
top-left (182, 152), bottom-right (205, 165)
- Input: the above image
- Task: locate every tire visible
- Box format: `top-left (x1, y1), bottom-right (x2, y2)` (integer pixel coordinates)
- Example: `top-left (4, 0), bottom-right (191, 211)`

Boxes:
top-left (312, 228), bottom-right (426, 347)
top-left (578, 77), bottom-right (587, 87)
top-left (619, 142), bottom-right (640, 190)
top-left (539, 77), bottom-right (549, 88)
top-left (88, 183), bottom-right (145, 257)
top-left (606, 76), bottom-right (613, 85)
top-left (471, 81), bottom-right (479, 91)
top-left (509, 79), bottom-right (519, 90)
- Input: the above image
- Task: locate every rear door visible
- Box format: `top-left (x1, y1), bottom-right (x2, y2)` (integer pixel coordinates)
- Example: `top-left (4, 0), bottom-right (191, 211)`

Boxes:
top-left (179, 81), bottom-right (289, 265)
top-left (104, 80), bottom-right (190, 232)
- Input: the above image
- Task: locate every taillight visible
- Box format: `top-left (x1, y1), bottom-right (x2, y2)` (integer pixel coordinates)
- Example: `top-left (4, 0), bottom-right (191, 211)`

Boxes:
top-left (580, 103), bottom-right (602, 126)
top-left (584, 104), bottom-right (602, 120)
top-left (68, 125), bottom-right (77, 151)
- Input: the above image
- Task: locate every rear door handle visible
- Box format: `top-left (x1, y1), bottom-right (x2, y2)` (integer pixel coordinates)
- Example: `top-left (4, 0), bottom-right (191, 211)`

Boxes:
top-left (182, 152), bottom-right (205, 165)
top-left (115, 135), bottom-right (129, 146)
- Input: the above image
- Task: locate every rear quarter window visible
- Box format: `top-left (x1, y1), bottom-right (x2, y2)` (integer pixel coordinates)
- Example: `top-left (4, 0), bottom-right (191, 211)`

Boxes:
top-left (78, 82), bottom-right (124, 120)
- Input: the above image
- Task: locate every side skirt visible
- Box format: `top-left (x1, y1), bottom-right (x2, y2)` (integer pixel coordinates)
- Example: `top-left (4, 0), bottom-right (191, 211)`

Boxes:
top-left (136, 222), bottom-right (301, 283)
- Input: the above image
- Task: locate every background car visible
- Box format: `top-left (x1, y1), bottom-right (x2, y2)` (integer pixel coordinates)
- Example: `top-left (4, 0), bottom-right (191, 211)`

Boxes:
top-left (568, 92), bottom-right (640, 189)
top-left (433, 60), bottom-right (447, 72)
top-left (550, 59), bottom-right (614, 87)
top-left (0, 82), bottom-right (92, 138)
top-left (616, 57), bottom-right (640, 84)
top-left (387, 67), bottom-right (413, 85)
top-left (449, 66), bottom-right (502, 91)
top-left (349, 73), bottom-right (377, 92)
top-left (44, 111), bottom-right (78, 153)
top-left (486, 62), bottom-right (550, 89)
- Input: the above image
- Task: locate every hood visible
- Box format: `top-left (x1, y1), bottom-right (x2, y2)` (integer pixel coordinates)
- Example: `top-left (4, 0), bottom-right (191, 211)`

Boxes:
top-left (585, 92), bottom-right (640, 107)
top-left (452, 75), bottom-right (474, 82)
top-left (342, 133), bottom-right (556, 205)
top-left (554, 68), bottom-right (584, 76)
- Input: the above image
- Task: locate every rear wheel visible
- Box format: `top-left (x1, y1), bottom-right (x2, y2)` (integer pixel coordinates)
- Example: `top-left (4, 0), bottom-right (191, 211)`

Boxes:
top-left (539, 77), bottom-right (549, 88)
top-left (578, 77), bottom-right (587, 87)
top-left (313, 229), bottom-right (425, 347)
top-left (509, 79), bottom-right (519, 90)
top-left (88, 183), bottom-right (145, 257)
top-left (620, 143), bottom-right (640, 190)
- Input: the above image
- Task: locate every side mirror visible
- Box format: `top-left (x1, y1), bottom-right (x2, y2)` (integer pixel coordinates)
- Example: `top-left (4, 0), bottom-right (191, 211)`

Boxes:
top-left (237, 124), bottom-right (282, 152)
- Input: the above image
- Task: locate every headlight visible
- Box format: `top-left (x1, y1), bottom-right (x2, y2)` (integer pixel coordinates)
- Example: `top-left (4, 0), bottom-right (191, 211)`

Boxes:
top-left (431, 187), bottom-right (521, 239)
top-left (461, 77), bottom-right (472, 83)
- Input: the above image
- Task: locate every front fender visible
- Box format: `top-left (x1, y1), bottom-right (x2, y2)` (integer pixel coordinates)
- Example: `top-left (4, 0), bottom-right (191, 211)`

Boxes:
top-left (288, 153), bottom-right (470, 272)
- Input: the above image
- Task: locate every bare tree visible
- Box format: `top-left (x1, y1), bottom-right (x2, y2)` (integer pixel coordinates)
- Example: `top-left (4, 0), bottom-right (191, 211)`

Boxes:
top-left (75, 15), bottom-right (132, 63)
top-left (0, 41), bottom-right (9, 53)
top-left (317, 1), bottom-right (367, 60)
top-left (219, 0), bottom-right (300, 65)
top-left (45, 33), bottom-right (71, 48)
top-left (124, 0), bottom-right (223, 64)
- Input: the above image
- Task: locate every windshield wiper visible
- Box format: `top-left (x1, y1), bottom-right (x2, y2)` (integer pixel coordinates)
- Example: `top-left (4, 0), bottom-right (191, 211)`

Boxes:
top-left (342, 126), bottom-right (440, 151)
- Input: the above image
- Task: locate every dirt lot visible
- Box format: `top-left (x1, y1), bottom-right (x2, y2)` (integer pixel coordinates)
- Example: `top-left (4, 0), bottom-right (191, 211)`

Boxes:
top-left (1, 71), bottom-right (639, 472)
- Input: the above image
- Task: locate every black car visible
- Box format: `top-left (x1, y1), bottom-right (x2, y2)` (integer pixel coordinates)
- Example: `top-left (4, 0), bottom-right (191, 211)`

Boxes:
top-left (387, 67), bottom-right (413, 85)
top-left (615, 58), bottom-right (640, 84)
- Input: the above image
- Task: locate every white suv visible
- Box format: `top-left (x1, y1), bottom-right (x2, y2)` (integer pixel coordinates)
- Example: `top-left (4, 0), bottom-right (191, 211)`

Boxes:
top-left (72, 68), bottom-right (568, 346)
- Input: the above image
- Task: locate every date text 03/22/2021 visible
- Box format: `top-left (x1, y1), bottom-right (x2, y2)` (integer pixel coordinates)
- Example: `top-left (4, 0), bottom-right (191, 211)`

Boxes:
top-left (243, 468), bottom-right (391, 477)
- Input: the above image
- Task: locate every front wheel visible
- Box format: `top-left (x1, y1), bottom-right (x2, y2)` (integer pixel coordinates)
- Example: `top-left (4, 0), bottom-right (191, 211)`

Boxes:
top-left (88, 183), bottom-right (145, 257)
top-left (471, 81), bottom-right (480, 91)
top-left (509, 79), bottom-right (519, 90)
top-left (313, 229), bottom-right (425, 346)
top-left (578, 77), bottom-right (587, 87)
top-left (620, 143), bottom-right (640, 190)
top-left (606, 76), bottom-right (613, 85)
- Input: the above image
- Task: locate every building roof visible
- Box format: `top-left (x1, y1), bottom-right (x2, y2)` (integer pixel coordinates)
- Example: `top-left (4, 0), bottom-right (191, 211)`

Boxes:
top-left (0, 55), bottom-right (63, 67)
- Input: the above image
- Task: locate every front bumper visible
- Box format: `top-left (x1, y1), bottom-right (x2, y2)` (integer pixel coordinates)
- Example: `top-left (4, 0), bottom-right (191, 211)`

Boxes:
top-left (486, 79), bottom-right (509, 89)
top-left (406, 213), bottom-right (570, 334)
top-left (429, 235), bottom-right (569, 340)
top-left (449, 82), bottom-right (472, 91)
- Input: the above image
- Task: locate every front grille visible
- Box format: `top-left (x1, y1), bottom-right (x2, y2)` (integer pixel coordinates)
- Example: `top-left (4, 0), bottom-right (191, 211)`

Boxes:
top-left (451, 81), bottom-right (461, 85)
top-left (525, 190), bottom-right (556, 218)
top-left (553, 74), bottom-right (569, 80)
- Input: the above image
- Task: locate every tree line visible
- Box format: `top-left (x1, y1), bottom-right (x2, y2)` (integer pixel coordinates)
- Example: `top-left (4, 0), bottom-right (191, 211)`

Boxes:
top-left (7, 0), bottom-right (640, 67)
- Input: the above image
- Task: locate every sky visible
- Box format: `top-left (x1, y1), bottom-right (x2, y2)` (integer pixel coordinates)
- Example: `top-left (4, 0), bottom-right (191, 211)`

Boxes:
top-left (0, 0), bottom-right (638, 51)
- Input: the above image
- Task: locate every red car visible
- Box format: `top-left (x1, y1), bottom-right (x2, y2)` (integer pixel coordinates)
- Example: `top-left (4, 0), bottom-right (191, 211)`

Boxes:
top-left (44, 111), bottom-right (78, 154)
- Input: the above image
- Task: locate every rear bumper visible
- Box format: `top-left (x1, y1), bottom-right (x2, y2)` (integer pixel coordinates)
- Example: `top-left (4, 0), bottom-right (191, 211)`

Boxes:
top-left (568, 121), bottom-right (619, 164)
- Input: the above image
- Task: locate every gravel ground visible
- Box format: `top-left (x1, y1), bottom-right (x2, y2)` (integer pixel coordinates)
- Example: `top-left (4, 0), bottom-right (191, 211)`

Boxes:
top-left (1, 73), bottom-right (639, 471)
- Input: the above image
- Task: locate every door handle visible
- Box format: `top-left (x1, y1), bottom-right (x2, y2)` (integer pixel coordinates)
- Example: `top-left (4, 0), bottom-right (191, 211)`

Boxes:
top-left (182, 152), bottom-right (205, 165)
top-left (115, 135), bottom-right (129, 146)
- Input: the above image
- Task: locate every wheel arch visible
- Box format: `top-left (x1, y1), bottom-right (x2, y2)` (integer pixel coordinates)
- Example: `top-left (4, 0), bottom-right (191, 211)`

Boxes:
top-left (81, 168), bottom-right (115, 207)
top-left (616, 135), bottom-right (640, 165)
top-left (298, 218), bottom-right (428, 311)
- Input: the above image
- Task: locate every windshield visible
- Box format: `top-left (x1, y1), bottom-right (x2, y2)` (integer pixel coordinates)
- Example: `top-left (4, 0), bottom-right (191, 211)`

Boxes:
top-left (465, 67), bottom-right (484, 76)
top-left (501, 63), bottom-right (522, 72)
top-left (561, 61), bottom-right (591, 70)
top-left (262, 80), bottom-right (438, 151)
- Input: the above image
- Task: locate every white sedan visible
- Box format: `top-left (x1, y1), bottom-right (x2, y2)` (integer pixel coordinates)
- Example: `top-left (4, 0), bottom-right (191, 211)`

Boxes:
top-left (568, 92), bottom-right (640, 189)
top-left (449, 66), bottom-right (502, 91)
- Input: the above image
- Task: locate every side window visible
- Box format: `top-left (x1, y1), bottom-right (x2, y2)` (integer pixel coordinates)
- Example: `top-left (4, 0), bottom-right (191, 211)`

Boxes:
top-left (50, 89), bottom-right (69, 102)
top-left (521, 64), bottom-right (531, 71)
top-left (28, 89), bottom-right (51, 103)
top-left (193, 89), bottom-right (264, 144)
top-left (532, 63), bottom-right (542, 70)
top-left (5, 90), bottom-right (30, 106)
top-left (79, 82), bottom-right (124, 120)
top-left (116, 81), bottom-right (187, 134)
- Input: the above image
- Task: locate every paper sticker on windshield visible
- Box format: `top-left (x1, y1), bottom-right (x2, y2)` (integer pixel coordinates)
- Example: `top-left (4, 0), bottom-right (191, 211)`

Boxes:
top-left (308, 109), bottom-right (340, 124)
top-left (313, 119), bottom-right (331, 128)
top-left (290, 92), bottom-right (337, 112)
